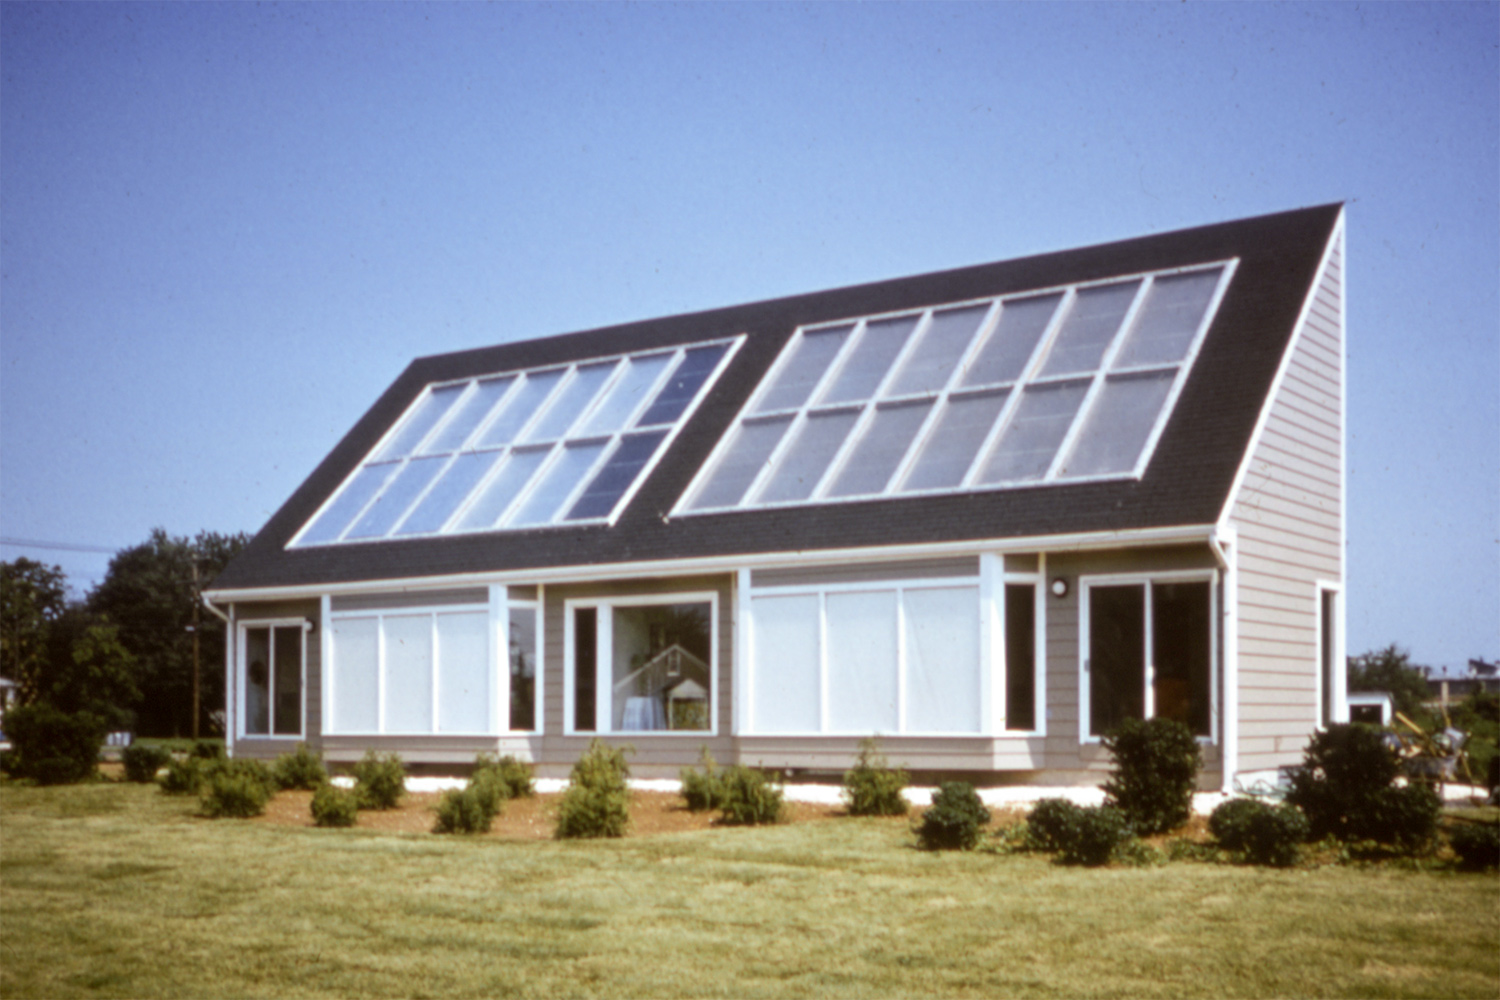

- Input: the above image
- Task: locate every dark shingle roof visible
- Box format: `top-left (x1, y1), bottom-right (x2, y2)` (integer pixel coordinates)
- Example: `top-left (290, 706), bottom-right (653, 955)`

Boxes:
top-left (211, 203), bottom-right (1342, 593)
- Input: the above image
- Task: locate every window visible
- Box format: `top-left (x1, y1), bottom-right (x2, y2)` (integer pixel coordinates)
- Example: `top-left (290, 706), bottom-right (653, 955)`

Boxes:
top-left (1318, 585), bottom-right (1342, 726)
top-left (1082, 577), bottom-right (1215, 739)
top-left (1005, 583), bottom-right (1037, 732)
top-left (240, 621), bottom-right (305, 738)
top-left (567, 597), bottom-right (716, 734)
top-left (681, 263), bottom-right (1231, 512)
top-left (296, 340), bottom-right (736, 545)
top-left (509, 601), bottom-right (539, 732)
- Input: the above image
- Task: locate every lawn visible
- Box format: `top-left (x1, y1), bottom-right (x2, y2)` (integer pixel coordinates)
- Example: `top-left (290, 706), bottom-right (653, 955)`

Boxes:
top-left (1, 781), bottom-right (1496, 999)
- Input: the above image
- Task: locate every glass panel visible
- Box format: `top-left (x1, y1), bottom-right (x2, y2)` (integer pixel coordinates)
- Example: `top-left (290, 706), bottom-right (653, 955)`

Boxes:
top-left (750, 595), bottom-right (820, 733)
top-left (420, 377), bottom-right (515, 454)
top-left (1113, 269), bottom-right (1221, 368)
top-left (573, 607), bottom-right (597, 731)
top-left (477, 369), bottom-right (565, 448)
top-left (272, 627), bottom-right (302, 736)
top-left (373, 384), bottom-right (466, 461)
top-left (1320, 590), bottom-right (1336, 727)
top-left (636, 343), bottom-right (729, 427)
top-left (826, 590), bottom-right (898, 732)
top-left (566, 430), bottom-right (668, 520)
top-left (686, 416), bottom-right (792, 510)
top-left (1153, 582), bottom-right (1211, 737)
top-left (509, 606), bottom-right (537, 731)
top-left (979, 381), bottom-right (1088, 484)
top-left (819, 315), bottom-right (918, 404)
top-left (347, 455), bottom-right (448, 538)
top-left (752, 325), bottom-right (852, 413)
top-left (1090, 585), bottom-right (1145, 737)
top-left (904, 586), bottom-right (981, 733)
top-left (455, 447), bottom-right (549, 531)
top-left (900, 390), bottom-right (1008, 492)
top-left (886, 305), bottom-right (989, 397)
top-left (244, 627), bottom-right (270, 735)
top-left (395, 452), bottom-right (502, 535)
top-left (611, 603), bottom-right (712, 732)
top-left (298, 463), bottom-right (400, 545)
top-left (383, 615), bottom-right (433, 733)
top-left (755, 409), bottom-right (860, 504)
top-left (1005, 584), bottom-right (1036, 731)
top-left (826, 400), bottom-right (932, 497)
top-left (508, 441), bottom-right (606, 526)
top-left (962, 294), bottom-right (1062, 387)
top-left (329, 617), bottom-right (379, 733)
top-left (1038, 281), bottom-right (1140, 377)
top-left (1058, 370), bottom-right (1175, 478)
top-left (580, 354), bottom-right (673, 436)
top-left (523, 361), bottom-right (617, 443)
top-left (436, 611), bottom-right (490, 734)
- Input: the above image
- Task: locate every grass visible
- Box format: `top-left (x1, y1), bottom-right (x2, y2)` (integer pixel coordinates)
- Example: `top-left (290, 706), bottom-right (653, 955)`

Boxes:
top-left (2, 781), bottom-right (1497, 999)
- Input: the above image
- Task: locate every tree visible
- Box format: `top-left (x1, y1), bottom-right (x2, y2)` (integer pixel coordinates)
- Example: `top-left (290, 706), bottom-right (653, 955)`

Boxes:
top-left (1, 558), bottom-right (68, 704)
top-left (1347, 644), bottom-right (1430, 721)
top-left (39, 606), bottom-right (139, 729)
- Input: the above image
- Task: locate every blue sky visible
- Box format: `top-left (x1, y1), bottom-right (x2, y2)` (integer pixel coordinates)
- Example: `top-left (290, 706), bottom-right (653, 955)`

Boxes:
top-left (1, 2), bottom-right (1495, 672)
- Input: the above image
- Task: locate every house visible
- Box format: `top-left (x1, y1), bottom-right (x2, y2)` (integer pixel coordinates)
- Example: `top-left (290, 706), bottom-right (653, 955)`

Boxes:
top-left (205, 203), bottom-right (1348, 790)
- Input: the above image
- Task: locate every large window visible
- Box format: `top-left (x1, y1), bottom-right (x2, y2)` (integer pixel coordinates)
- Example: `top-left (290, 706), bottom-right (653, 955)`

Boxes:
top-left (1082, 576), bottom-right (1215, 739)
top-left (682, 264), bottom-right (1231, 512)
top-left (567, 597), bottom-right (716, 734)
top-left (240, 621), bottom-right (305, 738)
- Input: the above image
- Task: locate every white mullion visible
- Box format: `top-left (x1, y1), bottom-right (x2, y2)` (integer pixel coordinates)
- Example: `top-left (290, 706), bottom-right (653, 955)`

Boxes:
top-left (980, 553), bottom-right (1002, 735)
top-left (533, 587), bottom-right (546, 736)
top-left (1044, 278), bottom-right (1154, 483)
top-left (511, 367), bottom-right (575, 446)
top-left (817, 591), bottom-right (829, 733)
top-left (809, 318), bottom-right (872, 409)
top-left (544, 436), bottom-right (620, 526)
top-left (385, 452), bottom-right (463, 538)
top-left (870, 309), bottom-right (935, 401)
top-left (555, 358), bottom-right (626, 442)
top-left (436, 446), bottom-right (510, 534)
top-left (1034, 552), bottom-right (1048, 737)
top-left (1143, 583), bottom-right (1156, 720)
top-left (807, 402), bottom-right (879, 500)
top-left (319, 595), bottom-right (332, 740)
top-left (740, 410), bottom-right (810, 507)
top-left (562, 601), bottom-right (575, 736)
top-left (895, 586), bottom-right (909, 734)
top-left (461, 374), bottom-right (526, 453)
top-left (429, 614), bottom-right (441, 734)
top-left (620, 348), bottom-right (685, 430)
top-left (494, 443), bottom-right (565, 528)
top-left (413, 380), bottom-right (478, 457)
top-left (376, 614), bottom-right (387, 735)
top-left (492, 585), bottom-right (507, 735)
top-left (596, 606), bottom-right (612, 734)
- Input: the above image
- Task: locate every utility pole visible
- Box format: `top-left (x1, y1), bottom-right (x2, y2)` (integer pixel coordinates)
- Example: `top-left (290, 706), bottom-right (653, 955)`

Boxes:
top-left (191, 560), bottom-right (201, 740)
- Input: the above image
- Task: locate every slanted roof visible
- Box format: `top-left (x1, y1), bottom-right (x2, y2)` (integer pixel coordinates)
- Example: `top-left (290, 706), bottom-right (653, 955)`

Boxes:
top-left (211, 203), bottom-right (1343, 595)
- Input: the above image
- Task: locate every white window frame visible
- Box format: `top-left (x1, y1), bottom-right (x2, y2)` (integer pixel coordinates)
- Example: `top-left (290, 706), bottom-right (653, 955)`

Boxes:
top-left (236, 618), bottom-right (309, 741)
top-left (504, 593), bottom-right (543, 734)
top-left (563, 591), bottom-right (720, 737)
top-left (1315, 580), bottom-right (1346, 727)
top-left (1077, 570), bottom-right (1220, 746)
top-left (996, 560), bottom-right (1047, 736)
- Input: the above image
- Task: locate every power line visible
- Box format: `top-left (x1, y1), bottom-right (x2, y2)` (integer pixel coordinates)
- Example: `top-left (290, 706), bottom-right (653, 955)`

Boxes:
top-left (0, 537), bottom-right (119, 555)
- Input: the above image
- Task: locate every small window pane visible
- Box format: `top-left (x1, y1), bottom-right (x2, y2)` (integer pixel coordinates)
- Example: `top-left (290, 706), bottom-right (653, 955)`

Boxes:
top-left (637, 343), bottom-right (729, 427)
top-left (826, 590), bottom-right (898, 732)
top-left (329, 617), bottom-right (378, 732)
top-left (819, 315), bottom-right (918, 404)
top-left (904, 587), bottom-right (981, 733)
top-left (752, 326), bottom-right (852, 413)
top-left (1005, 584), bottom-right (1036, 731)
top-left (272, 627), bottom-right (301, 735)
top-left (755, 409), bottom-right (860, 504)
top-left (580, 354), bottom-right (673, 436)
top-left (887, 305), bottom-right (989, 397)
top-left (508, 441), bottom-right (606, 525)
top-left (1059, 370), bottom-right (1175, 478)
top-left (509, 606), bottom-right (537, 732)
top-left (687, 416), bottom-right (793, 510)
top-left (962, 294), bottom-right (1062, 388)
top-left (1090, 585), bottom-right (1145, 737)
top-left (574, 607), bottom-right (597, 731)
top-left (1038, 282), bottom-right (1140, 377)
top-left (437, 611), bottom-right (490, 734)
top-left (900, 390), bottom-right (1008, 492)
top-left (455, 447), bottom-right (549, 531)
top-left (750, 595), bottom-right (820, 733)
top-left (1113, 269), bottom-right (1221, 368)
top-left (395, 452), bottom-right (502, 535)
top-left (566, 430), bottom-right (668, 520)
top-left (477, 369), bottom-right (565, 448)
top-left (347, 456), bottom-right (448, 539)
top-left (383, 615), bottom-right (433, 733)
top-left (523, 362), bottom-right (617, 443)
top-left (420, 377), bottom-right (515, 454)
top-left (374, 384), bottom-right (466, 461)
top-left (611, 603), bottom-right (712, 732)
top-left (299, 464), bottom-right (400, 545)
top-left (979, 381), bottom-right (1088, 484)
top-left (1154, 582), bottom-right (1211, 737)
top-left (827, 400), bottom-right (932, 497)
top-left (245, 627), bottom-right (270, 735)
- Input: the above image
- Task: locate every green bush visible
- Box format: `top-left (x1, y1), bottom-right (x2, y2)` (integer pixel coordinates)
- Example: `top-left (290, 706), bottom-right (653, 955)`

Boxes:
top-left (1102, 717), bottom-right (1202, 835)
top-left (1059, 805), bottom-right (1133, 866)
top-left (310, 783), bottom-right (359, 828)
top-left (1026, 798), bottom-right (1085, 852)
top-left (555, 740), bottom-right (631, 839)
top-left (468, 753), bottom-right (534, 800)
top-left (199, 760), bottom-right (276, 818)
top-left (718, 766), bottom-right (785, 826)
top-left (121, 744), bottom-right (172, 783)
top-left (433, 779), bottom-right (504, 835)
top-left (916, 782), bottom-right (990, 850)
top-left (1207, 797), bottom-right (1265, 852)
top-left (158, 755), bottom-right (204, 795)
top-left (1241, 803), bottom-right (1309, 867)
top-left (679, 747), bottom-right (726, 812)
top-left (0, 703), bottom-right (106, 785)
top-left (1285, 724), bottom-right (1439, 849)
top-left (1448, 822), bottom-right (1500, 871)
top-left (352, 751), bottom-right (406, 810)
top-left (1365, 784), bottom-right (1440, 852)
top-left (842, 738), bottom-right (909, 817)
top-left (191, 740), bottom-right (227, 761)
top-left (273, 744), bottom-right (328, 791)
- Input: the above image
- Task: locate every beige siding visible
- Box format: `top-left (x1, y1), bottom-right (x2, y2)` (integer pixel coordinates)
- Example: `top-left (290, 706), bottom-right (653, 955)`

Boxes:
top-left (1230, 231), bottom-right (1344, 773)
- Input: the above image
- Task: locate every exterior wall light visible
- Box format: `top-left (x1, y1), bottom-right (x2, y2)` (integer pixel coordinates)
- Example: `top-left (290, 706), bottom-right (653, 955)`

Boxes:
top-left (1050, 578), bottom-right (1070, 598)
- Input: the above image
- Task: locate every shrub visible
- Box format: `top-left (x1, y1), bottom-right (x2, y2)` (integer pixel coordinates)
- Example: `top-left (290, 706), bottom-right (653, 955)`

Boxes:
top-left (1241, 803), bottom-right (1309, 867)
top-left (121, 744), bottom-right (172, 783)
top-left (1026, 798), bottom-right (1085, 852)
top-left (718, 766), bottom-right (785, 826)
top-left (1365, 784), bottom-right (1440, 852)
top-left (1058, 805), bottom-right (1134, 866)
top-left (310, 783), bottom-right (360, 827)
top-left (492, 755), bottom-right (536, 799)
top-left (1102, 717), bottom-right (1202, 835)
top-left (679, 747), bottom-right (726, 812)
top-left (1285, 723), bottom-right (1438, 850)
top-left (1208, 797), bottom-right (1265, 852)
top-left (1449, 822), bottom-right (1500, 871)
top-left (199, 760), bottom-right (276, 818)
top-left (842, 738), bottom-right (909, 817)
top-left (916, 782), bottom-right (989, 851)
top-left (433, 781), bottom-right (503, 835)
top-left (158, 755), bottom-right (204, 795)
top-left (273, 744), bottom-right (328, 791)
top-left (0, 703), bottom-right (106, 785)
top-left (555, 740), bottom-right (631, 839)
top-left (352, 751), bottom-right (406, 810)
top-left (191, 740), bottom-right (227, 761)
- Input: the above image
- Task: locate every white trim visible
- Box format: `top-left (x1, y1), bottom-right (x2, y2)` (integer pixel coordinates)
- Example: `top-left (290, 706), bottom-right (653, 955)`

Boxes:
top-left (225, 604), bottom-right (237, 758)
top-left (319, 594), bottom-right (332, 738)
top-left (1215, 525), bottom-right (1239, 791)
top-left (236, 617), bottom-right (309, 741)
top-left (1315, 579), bottom-right (1347, 726)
